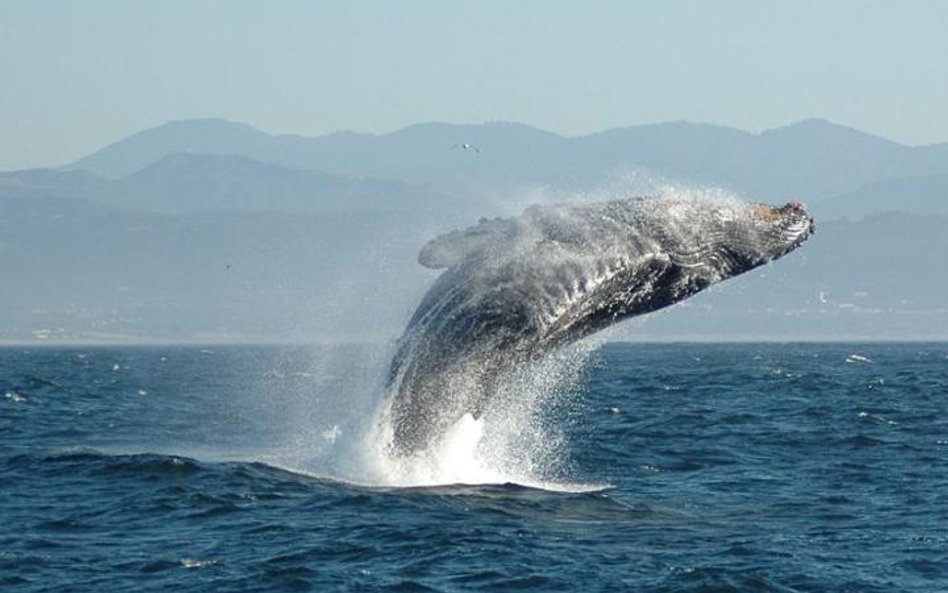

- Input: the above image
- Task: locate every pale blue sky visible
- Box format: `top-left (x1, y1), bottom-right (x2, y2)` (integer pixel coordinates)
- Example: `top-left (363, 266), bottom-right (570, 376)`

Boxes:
top-left (2, 0), bottom-right (947, 170)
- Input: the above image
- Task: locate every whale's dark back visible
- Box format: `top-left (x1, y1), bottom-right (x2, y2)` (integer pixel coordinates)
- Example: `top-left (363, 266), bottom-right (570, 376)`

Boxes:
top-left (385, 196), bottom-right (813, 454)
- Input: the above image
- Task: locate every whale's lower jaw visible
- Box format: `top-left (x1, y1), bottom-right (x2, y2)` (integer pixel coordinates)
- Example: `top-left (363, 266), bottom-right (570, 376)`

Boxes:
top-left (383, 196), bottom-right (814, 456)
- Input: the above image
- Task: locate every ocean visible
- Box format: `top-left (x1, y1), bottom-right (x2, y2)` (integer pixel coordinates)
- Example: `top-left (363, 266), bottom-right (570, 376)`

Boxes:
top-left (2, 342), bottom-right (946, 592)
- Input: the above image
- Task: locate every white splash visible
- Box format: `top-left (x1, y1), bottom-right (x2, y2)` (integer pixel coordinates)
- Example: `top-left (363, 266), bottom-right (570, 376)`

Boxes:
top-left (359, 342), bottom-right (598, 491)
top-left (180, 558), bottom-right (218, 569)
top-left (5, 391), bottom-right (27, 404)
top-left (362, 413), bottom-right (506, 487)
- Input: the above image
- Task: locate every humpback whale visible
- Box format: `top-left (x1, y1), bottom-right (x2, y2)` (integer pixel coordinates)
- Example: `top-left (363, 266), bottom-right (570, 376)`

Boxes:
top-left (385, 195), bottom-right (814, 455)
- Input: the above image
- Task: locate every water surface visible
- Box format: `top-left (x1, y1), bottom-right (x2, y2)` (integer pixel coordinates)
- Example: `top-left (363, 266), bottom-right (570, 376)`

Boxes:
top-left (2, 343), bottom-right (946, 591)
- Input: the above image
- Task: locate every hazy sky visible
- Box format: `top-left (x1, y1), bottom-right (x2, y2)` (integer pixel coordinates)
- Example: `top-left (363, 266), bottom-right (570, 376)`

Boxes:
top-left (2, 0), bottom-right (947, 170)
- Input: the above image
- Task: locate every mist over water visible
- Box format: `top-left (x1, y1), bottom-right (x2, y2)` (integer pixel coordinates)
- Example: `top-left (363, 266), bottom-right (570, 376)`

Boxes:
top-left (225, 338), bottom-right (599, 491)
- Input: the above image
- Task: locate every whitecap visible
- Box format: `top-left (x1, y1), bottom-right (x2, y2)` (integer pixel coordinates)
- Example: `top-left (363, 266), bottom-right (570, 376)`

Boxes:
top-left (5, 391), bottom-right (27, 403)
top-left (180, 558), bottom-right (218, 569)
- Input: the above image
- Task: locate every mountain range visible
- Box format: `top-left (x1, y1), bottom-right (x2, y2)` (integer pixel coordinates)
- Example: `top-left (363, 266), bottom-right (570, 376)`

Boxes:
top-left (1, 118), bottom-right (945, 343)
top-left (52, 117), bottom-right (948, 218)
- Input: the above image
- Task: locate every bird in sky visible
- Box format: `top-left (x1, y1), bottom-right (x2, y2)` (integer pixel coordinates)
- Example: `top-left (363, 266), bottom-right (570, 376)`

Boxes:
top-left (451, 142), bottom-right (480, 153)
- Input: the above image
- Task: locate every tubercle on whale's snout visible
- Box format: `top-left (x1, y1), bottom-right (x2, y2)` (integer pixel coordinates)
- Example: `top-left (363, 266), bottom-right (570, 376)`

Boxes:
top-left (781, 201), bottom-right (812, 226)
top-left (753, 200), bottom-right (805, 220)
top-left (752, 200), bottom-right (815, 237)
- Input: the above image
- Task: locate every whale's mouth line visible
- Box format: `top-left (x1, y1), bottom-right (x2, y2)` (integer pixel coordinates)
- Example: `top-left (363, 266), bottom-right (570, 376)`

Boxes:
top-left (786, 219), bottom-right (812, 235)
top-left (784, 213), bottom-right (815, 252)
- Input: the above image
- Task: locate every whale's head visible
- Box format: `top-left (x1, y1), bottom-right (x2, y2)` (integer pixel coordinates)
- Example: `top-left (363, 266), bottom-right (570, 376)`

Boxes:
top-left (659, 198), bottom-right (814, 278)
top-left (508, 195), bottom-right (817, 346)
top-left (746, 200), bottom-right (815, 261)
top-left (595, 196), bottom-right (815, 320)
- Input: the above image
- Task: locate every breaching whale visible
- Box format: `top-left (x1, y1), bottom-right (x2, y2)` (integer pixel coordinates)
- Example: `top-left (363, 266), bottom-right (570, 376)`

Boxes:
top-left (384, 195), bottom-right (814, 455)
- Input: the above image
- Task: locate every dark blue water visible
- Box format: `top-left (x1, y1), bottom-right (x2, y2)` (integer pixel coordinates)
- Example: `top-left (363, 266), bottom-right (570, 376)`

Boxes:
top-left (2, 343), bottom-right (947, 592)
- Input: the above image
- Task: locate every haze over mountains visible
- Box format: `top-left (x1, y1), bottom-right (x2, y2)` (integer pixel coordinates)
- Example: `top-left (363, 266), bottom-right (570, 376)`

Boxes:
top-left (1, 118), bottom-right (946, 343)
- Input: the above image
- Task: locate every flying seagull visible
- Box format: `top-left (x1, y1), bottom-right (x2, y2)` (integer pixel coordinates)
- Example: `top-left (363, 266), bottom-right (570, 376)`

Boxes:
top-left (451, 142), bottom-right (480, 153)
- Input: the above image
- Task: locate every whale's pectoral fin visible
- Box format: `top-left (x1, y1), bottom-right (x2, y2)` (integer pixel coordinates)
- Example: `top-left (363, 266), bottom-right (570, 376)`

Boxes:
top-left (418, 217), bottom-right (521, 269)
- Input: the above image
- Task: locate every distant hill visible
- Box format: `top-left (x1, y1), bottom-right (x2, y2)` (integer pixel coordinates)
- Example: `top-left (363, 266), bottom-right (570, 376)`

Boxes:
top-left (815, 173), bottom-right (948, 220)
top-left (61, 118), bottom-right (948, 211)
top-left (109, 152), bottom-right (458, 214)
top-left (2, 153), bottom-right (462, 216)
top-left (66, 119), bottom-right (276, 180)
top-left (0, 167), bottom-right (110, 200)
